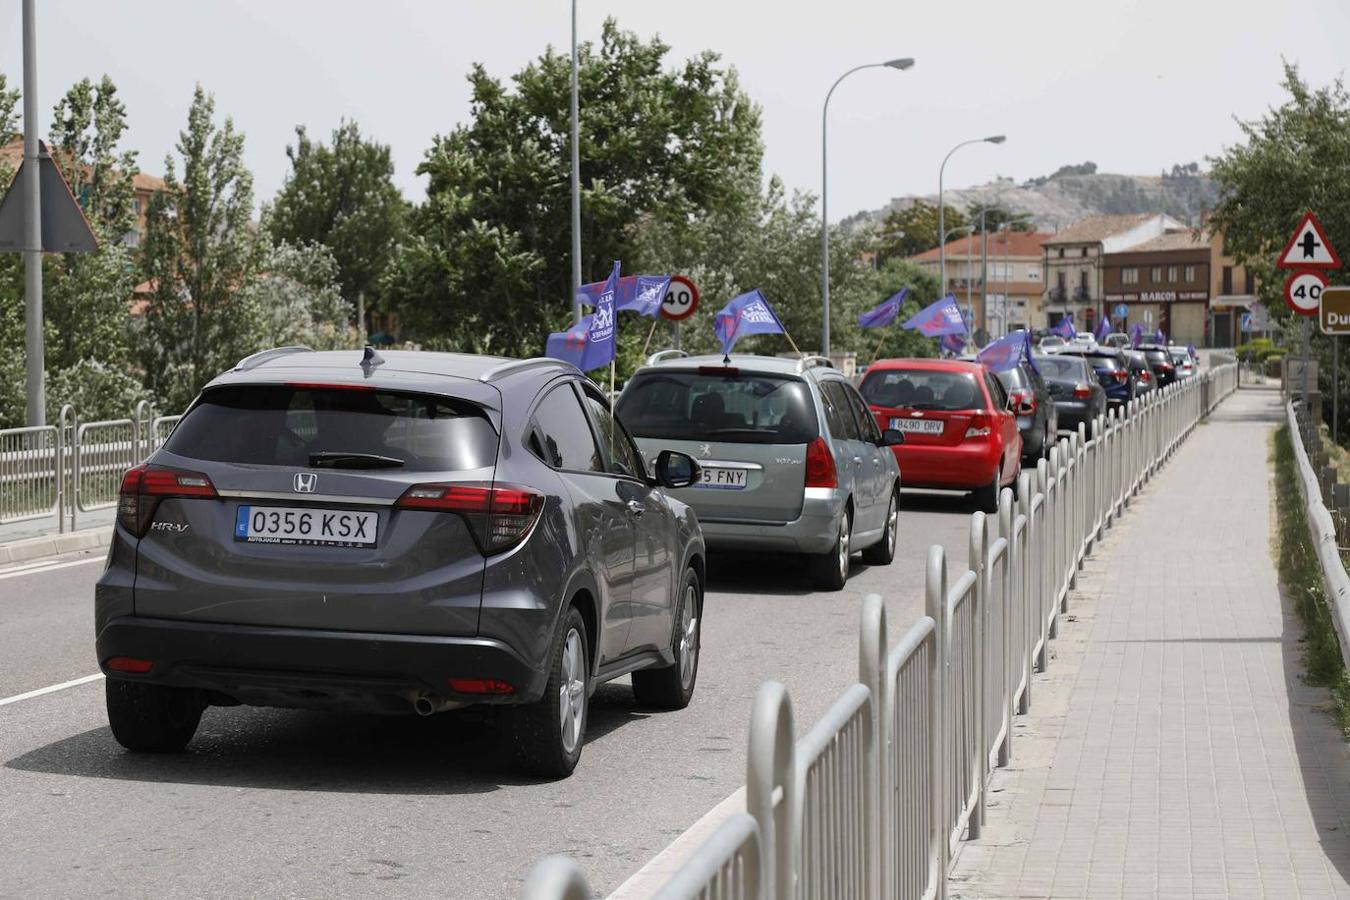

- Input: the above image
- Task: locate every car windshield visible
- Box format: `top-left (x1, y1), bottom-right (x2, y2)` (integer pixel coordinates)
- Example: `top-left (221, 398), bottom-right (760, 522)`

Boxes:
top-left (165, 385), bottom-right (499, 471)
top-left (860, 369), bottom-right (983, 411)
top-left (1037, 356), bottom-right (1089, 380)
top-left (617, 371), bottom-right (819, 444)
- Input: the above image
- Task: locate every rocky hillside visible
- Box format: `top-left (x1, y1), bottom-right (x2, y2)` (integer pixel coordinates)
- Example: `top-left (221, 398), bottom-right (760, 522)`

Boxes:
top-left (843, 162), bottom-right (1220, 234)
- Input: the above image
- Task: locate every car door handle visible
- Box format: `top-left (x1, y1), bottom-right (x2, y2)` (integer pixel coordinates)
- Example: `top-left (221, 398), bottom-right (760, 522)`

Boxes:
top-left (626, 500), bottom-right (646, 517)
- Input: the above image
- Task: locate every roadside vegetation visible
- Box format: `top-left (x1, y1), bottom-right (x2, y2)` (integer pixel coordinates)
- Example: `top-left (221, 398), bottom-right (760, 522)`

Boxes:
top-left (1273, 425), bottom-right (1350, 734)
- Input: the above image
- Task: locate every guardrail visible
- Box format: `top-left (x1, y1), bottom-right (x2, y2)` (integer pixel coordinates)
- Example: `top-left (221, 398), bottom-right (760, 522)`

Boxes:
top-left (1285, 399), bottom-right (1350, 674)
top-left (524, 358), bottom-right (1238, 900)
top-left (0, 402), bottom-right (181, 532)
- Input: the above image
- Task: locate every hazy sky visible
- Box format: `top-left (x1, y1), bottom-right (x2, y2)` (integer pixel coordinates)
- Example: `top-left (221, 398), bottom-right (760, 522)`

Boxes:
top-left (2, 0), bottom-right (1347, 223)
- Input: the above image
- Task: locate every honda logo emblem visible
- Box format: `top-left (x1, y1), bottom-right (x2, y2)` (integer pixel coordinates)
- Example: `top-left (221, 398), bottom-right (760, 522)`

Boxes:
top-left (293, 473), bottom-right (318, 493)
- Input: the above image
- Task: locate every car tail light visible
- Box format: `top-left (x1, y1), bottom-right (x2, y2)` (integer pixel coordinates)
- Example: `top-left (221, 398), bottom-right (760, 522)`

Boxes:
top-left (964, 411), bottom-right (992, 439)
top-left (1073, 383), bottom-right (1093, 399)
top-left (105, 656), bottom-right (154, 674)
top-left (285, 381), bottom-right (376, 392)
top-left (396, 482), bottom-right (545, 554)
top-left (805, 436), bottom-right (838, 488)
top-left (1139, 370), bottom-right (1152, 383)
top-left (117, 465), bottom-right (218, 537)
top-left (448, 678), bottom-right (515, 695)
top-left (1113, 370), bottom-right (1129, 385)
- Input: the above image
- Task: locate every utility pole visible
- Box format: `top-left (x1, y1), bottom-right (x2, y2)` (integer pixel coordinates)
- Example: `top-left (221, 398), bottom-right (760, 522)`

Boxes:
top-left (22, 0), bottom-right (44, 427)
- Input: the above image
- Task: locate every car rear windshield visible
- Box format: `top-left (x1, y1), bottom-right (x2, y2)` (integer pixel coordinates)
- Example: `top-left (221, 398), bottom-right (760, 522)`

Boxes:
top-left (860, 369), bottom-right (983, 411)
top-left (617, 371), bottom-right (819, 444)
top-left (164, 385), bottom-right (499, 471)
top-left (994, 367), bottom-right (1029, 391)
top-left (1143, 349), bottom-right (1169, 363)
top-left (1037, 356), bottom-right (1089, 380)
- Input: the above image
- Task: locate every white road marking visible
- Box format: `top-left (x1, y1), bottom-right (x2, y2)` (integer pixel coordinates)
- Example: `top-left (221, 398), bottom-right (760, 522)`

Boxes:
top-left (0, 673), bottom-right (104, 707)
top-left (0, 556), bottom-right (103, 582)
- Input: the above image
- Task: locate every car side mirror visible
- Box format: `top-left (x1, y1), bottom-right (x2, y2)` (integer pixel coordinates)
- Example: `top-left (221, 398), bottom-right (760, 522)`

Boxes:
top-left (880, 428), bottom-right (906, 447)
top-left (655, 450), bottom-right (700, 489)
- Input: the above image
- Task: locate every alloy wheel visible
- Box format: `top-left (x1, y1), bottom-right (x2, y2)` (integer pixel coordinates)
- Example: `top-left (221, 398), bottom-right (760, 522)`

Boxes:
top-left (885, 495), bottom-right (898, 556)
top-left (837, 519), bottom-right (851, 582)
top-left (678, 584), bottom-right (699, 691)
top-left (558, 628), bottom-right (585, 755)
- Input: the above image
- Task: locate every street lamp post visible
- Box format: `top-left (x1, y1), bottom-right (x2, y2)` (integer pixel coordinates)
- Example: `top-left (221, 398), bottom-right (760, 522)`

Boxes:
top-left (569, 0), bottom-right (582, 323)
top-left (938, 135), bottom-right (1005, 316)
top-left (821, 57), bottom-right (913, 357)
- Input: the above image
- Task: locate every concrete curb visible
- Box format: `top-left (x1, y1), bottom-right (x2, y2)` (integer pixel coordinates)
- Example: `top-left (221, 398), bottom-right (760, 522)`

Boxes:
top-left (0, 526), bottom-right (112, 566)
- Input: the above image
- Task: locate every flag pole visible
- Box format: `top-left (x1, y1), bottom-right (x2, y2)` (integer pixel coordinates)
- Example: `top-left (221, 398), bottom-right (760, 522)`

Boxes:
top-left (871, 329), bottom-right (887, 364)
top-left (640, 318), bottom-right (659, 359)
top-left (783, 329), bottom-right (803, 357)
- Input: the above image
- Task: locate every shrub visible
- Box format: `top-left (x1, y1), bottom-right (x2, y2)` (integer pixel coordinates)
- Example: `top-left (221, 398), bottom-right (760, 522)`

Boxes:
top-left (45, 359), bottom-right (154, 423)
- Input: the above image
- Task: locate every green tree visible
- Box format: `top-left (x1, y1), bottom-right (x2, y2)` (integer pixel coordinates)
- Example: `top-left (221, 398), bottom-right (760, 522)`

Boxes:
top-left (873, 201), bottom-right (969, 264)
top-left (0, 72), bottom-right (18, 137)
top-left (243, 239), bottom-right (356, 351)
top-left (136, 85), bottom-right (263, 411)
top-left (0, 73), bottom-right (25, 424)
top-left (266, 121), bottom-right (406, 328)
top-left (384, 18), bottom-right (763, 358)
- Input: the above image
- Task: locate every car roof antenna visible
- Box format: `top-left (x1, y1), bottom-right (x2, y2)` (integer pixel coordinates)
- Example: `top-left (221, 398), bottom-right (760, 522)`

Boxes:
top-left (360, 345), bottom-right (385, 377)
top-left (723, 353), bottom-right (731, 366)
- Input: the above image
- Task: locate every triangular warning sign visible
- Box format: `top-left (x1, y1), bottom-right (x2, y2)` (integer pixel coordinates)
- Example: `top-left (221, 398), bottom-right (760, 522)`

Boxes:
top-left (0, 140), bottom-right (99, 254)
top-left (1278, 210), bottom-right (1340, 270)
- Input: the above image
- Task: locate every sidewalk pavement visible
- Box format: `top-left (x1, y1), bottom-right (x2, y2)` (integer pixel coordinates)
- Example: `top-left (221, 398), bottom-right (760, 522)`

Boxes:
top-left (0, 509), bottom-right (113, 565)
top-left (951, 386), bottom-right (1350, 899)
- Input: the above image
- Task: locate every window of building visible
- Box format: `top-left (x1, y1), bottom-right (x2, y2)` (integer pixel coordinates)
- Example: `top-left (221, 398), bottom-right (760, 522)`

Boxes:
top-left (1184, 265), bottom-right (1196, 282)
top-left (1244, 271), bottom-right (1255, 294)
top-left (1057, 248), bottom-right (1064, 258)
top-left (1026, 266), bottom-right (1040, 281)
top-left (1222, 266), bottom-right (1233, 295)
top-left (1057, 272), bottom-right (1066, 291)
top-left (1167, 266), bottom-right (1178, 283)
top-left (1151, 266), bottom-right (1163, 283)
top-left (132, 198), bottom-right (141, 214)
top-left (1080, 247), bottom-right (1088, 257)
top-left (1122, 267), bottom-right (1139, 285)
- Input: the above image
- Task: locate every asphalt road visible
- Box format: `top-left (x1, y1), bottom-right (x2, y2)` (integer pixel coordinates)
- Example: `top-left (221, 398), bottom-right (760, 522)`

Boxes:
top-left (0, 487), bottom-right (989, 899)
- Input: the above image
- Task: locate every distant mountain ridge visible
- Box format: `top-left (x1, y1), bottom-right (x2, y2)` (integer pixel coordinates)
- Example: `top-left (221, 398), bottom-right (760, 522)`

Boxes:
top-left (843, 163), bottom-right (1219, 234)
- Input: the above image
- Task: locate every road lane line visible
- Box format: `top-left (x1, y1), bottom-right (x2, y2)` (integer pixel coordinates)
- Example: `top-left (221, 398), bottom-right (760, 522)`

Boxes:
top-left (0, 556), bottom-right (103, 582)
top-left (0, 673), bottom-right (104, 707)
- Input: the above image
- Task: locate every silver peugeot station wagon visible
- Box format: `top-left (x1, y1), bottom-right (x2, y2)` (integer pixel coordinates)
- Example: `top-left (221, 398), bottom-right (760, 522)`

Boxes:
top-left (616, 353), bottom-right (903, 590)
top-left (95, 347), bottom-right (705, 778)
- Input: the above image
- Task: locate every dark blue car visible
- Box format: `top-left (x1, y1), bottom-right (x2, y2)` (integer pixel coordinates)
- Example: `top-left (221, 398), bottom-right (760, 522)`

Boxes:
top-left (1056, 348), bottom-right (1135, 411)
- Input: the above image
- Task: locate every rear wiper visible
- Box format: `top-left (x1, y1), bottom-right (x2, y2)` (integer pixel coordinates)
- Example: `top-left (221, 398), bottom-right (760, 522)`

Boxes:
top-left (308, 451), bottom-right (405, 469)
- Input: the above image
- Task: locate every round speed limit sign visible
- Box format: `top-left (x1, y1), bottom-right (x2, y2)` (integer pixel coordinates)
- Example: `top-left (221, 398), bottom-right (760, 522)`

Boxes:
top-left (1284, 268), bottom-right (1328, 315)
top-left (660, 275), bottom-right (700, 322)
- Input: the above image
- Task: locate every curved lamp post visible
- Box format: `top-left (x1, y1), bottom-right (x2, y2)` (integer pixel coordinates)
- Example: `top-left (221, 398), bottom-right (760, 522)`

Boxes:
top-left (820, 57), bottom-right (914, 357)
top-left (938, 135), bottom-right (1005, 308)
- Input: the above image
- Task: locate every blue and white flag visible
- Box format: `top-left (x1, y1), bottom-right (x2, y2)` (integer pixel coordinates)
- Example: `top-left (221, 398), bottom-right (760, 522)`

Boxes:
top-left (1053, 315), bottom-right (1075, 339)
top-left (1130, 323), bottom-right (1144, 348)
top-left (1187, 342), bottom-right (1197, 360)
top-left (859, 288), bottom-right (908, 329)
top-left (547, 260), bottom-right (620, 370)
top-left (940, 333), bottom-right (967, 356)
top-left (714, 288), bottom-right (785, 355)
top-left (977, 330), bottom-right (1037, 374)
top-left (1094, 316), bottom-right (1111, 343)
top-left (902, 293), bottom-right (967, 337)
top-left (1154, 327), bottom-right (1166, 344)
top-left (576, 273), bottom-right (672, 318)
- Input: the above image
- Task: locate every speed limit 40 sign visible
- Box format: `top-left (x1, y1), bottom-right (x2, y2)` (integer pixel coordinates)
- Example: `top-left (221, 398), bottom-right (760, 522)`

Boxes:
top-left (1284, 268), bottom-right (1328, 315)
top-left (660, 275), bottom-right (700, 322)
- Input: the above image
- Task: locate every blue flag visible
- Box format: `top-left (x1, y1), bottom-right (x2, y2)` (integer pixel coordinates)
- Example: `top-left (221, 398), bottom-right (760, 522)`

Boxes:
top-left (859, 288), bottom-right (908, 329)
top-left (1053, 315), bottom-right (1075, 339)
top-left (576, 273), bottom-right (672, 318)
top-left (547, 260), bottom-right (620, 370)
top-left (902, 293), bottom-right (967, 337)
top-left (714, 288), bottom-right (786, 355)
top-left (1154, 327), bottom-right (1166, 344)
top-left (1186, 342), bottom-right (1197, 360)
top-left (1130, 323), bottom-right (1144, 348)
top-left (940, 333), bottom-right (967, 356)
top-left (978, 330), bottom-right (1037, 374)
top-left (1094, 316), bottom-right (1110, 343)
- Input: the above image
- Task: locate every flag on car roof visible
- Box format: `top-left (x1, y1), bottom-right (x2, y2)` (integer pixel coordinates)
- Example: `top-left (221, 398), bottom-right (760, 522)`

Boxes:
top-left (1053, 315), bottom-right (1075, 339)
top-left (1187, 342), bottom-right (1197, 360)
top-left (714, 288), bottom-right (785, 356)
top-left (902, 293), bottom-right (967, 336)
top-left (858, 288), bottom-right (908, 329)
top-left (1130, 322), bottom-right (1144, 348)
top-left (1154, 327), bottom-right (1166, 344)
top-left (1094, 315), bottom-right (1110, 343)
top-left (977, 330), bottom-right (1037, 374)
top-left (576, 273), bottom-right (672, 318)
top-left (546, 260), bottom-right (620, 370)
top-left (940, 333), bottom-right (967, 356)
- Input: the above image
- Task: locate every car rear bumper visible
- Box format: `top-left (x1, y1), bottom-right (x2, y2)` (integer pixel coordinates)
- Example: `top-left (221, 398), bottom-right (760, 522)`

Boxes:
top-left (1054, 401), bottom-right (1093, 433)
top-left (893, 442), bottom-right (1002, 490)
top-left (699, 488), bottom-right (844, 554)
top-left (96, 615), bottom-right (546, 713)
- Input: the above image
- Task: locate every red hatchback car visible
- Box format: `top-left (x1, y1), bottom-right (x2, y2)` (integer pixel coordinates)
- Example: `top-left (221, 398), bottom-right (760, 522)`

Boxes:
top-left (859, 358), bottom-right (1022, 512)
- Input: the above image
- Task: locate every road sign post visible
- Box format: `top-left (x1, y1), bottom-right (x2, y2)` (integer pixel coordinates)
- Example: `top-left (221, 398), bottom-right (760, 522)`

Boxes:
top-left (1321, 287), bottom-right (1350, 442)
top-left (1277, 212), bottom-right (1340, 412)
top-left (660, 274), bottom-right (699, 353)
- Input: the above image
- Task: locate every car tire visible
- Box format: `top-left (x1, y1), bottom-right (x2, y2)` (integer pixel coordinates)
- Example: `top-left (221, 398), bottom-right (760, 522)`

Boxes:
top-left (632, 567), bottom-right (701, 710)
top-left (810, 509), bottom-right (852, 592)
top-left (974, 469), bottom-right (1001, 514)
top-left (861, 488), bottom-right (899, 566)
top-left (105, 679), bottom-right (204, 753)
top-left (511, 606), bottom-right (589, 778)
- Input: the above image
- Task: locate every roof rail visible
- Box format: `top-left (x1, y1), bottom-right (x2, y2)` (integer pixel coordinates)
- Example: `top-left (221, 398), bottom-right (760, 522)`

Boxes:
top-left (794, 354), bottom-right (834, 374)
top-left (478, 357), bottom-right (569, 383)
top-left (645, 349), bottom-right (689, 366)
top-left (233, 346), bottom-right (313, 371)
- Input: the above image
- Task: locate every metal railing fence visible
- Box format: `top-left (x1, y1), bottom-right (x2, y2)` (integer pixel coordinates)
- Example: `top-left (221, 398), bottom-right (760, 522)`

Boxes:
top-left (0, 402), bottom-right (181, 531)
top-left (425, 363), bottom-right (1235, 899)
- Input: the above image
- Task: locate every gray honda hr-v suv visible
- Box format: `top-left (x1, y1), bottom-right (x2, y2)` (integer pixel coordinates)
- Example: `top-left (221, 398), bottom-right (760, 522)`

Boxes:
top-left (96, 347), bottom-right (705, 777)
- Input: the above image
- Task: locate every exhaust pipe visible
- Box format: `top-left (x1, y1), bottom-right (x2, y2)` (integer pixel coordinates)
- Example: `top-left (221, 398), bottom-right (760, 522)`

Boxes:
top-left (408, 692), bottom-right (461, 717)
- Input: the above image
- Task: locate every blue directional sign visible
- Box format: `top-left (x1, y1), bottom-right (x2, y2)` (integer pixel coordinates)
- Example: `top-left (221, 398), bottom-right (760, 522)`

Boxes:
top-left (1112, 304), bottom-right (1129, 321)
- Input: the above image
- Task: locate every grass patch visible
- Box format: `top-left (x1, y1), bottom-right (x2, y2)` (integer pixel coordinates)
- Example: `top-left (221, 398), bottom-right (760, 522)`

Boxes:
top-left (1273, 424), bottom-right (1350, 734)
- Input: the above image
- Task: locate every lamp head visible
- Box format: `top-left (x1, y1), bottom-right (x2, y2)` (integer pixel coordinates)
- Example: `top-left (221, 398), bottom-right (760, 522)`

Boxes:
top-left (985, 135), bottom-right (1007, 144)
top-left (884, 58), bottom-right (915, 71)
